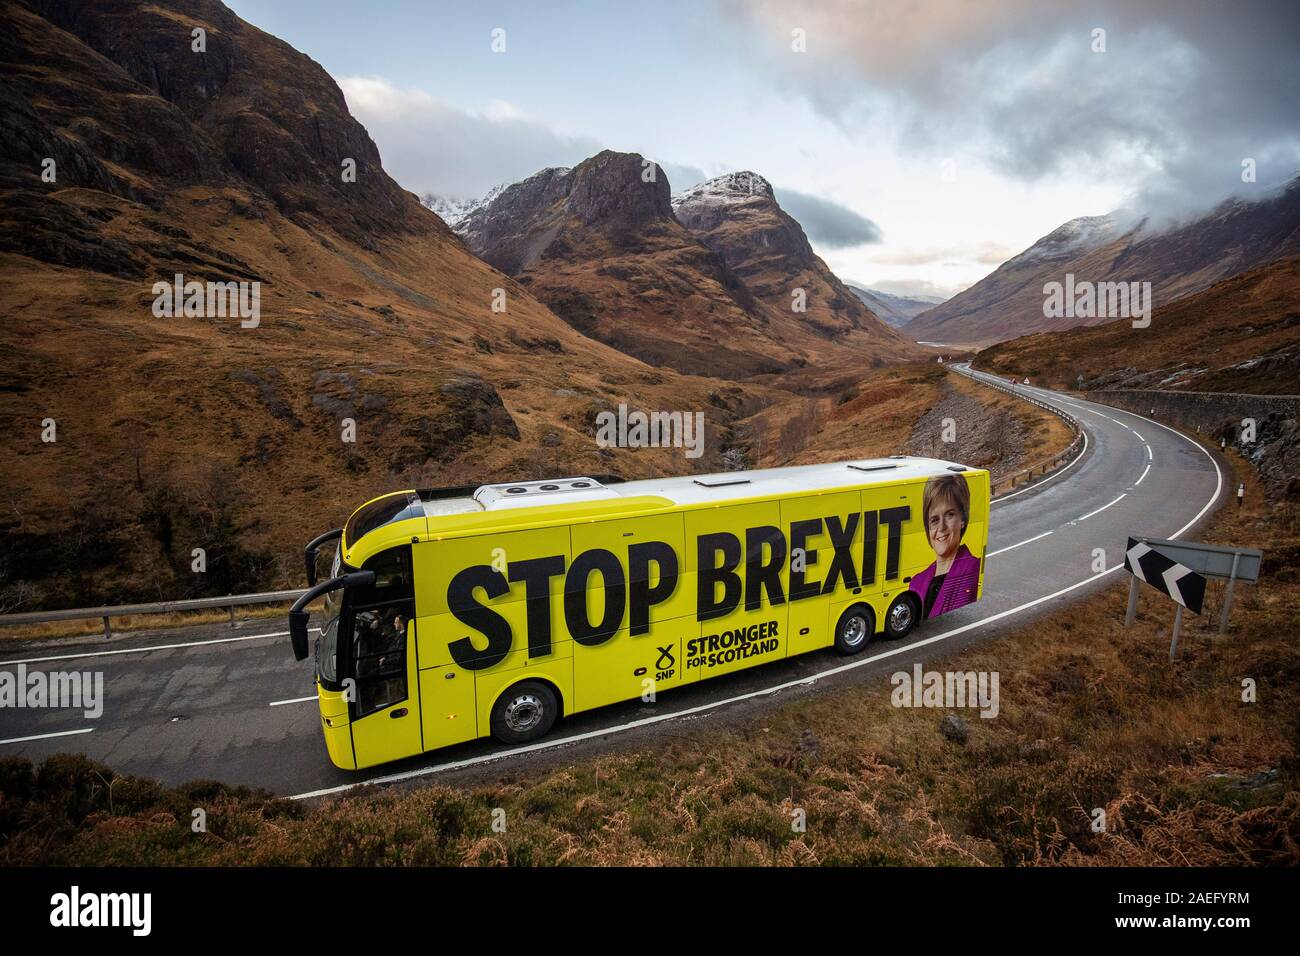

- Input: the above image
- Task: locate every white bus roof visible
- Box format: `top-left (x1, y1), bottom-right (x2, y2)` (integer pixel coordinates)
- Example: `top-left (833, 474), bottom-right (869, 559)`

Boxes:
top-left (420, 456), bottom-right (977, 518)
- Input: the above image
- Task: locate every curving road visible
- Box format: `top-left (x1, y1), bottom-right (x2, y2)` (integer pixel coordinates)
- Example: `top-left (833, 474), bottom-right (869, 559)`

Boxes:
top-left (0, 366), bottom-right (1224, 798)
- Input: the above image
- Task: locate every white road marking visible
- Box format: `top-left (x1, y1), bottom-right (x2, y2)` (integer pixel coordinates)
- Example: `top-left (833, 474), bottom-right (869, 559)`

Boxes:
top-left (0, 727), bottom-right (94, 746)
top-left (1076, 493), bottom-right (1127, 522)
top-left (0, 628), bottom-right (319, 667)
top-left (987, 530), bottom-right (1053, 557)
top-left (1135, 463), bottom-right (1151, 486)
top-left (270, 695), bottom-right (318, 707)
top-left (993, 427), bottom-right (1089, 504)
top-left (1146, 444), bottom-right (1153, 460)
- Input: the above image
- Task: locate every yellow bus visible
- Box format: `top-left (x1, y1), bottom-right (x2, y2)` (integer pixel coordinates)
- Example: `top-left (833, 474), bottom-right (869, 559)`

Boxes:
top-left (289, 458), bottom-right (989, 769)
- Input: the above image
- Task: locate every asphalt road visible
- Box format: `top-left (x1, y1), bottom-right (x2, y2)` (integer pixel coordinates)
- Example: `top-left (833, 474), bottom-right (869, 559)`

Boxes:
top-left (0, 366), bottom-right (1224, 798)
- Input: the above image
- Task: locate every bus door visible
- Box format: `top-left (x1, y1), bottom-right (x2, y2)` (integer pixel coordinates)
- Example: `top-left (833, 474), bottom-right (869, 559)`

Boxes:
top-left (571, 513), bottom-right (692, 713)
top-left (685, 500), bottom-right (787, 681)
top-left (782, 491), bottom-right (865, 656)
top-left (345, 546), bottom-right (424, 767)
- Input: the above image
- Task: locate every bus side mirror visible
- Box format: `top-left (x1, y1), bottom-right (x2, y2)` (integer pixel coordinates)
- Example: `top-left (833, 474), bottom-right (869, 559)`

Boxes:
top-left (290, 609), bottom-right (311, 661)
top-left (288, 570), bottom-right (375, 662)
top-left (304, 528), bottom-right (343, 587)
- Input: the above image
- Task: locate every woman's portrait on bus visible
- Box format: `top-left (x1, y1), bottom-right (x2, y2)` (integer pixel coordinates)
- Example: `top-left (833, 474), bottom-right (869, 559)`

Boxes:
top-left (908, 474), bottom-right (982, 621)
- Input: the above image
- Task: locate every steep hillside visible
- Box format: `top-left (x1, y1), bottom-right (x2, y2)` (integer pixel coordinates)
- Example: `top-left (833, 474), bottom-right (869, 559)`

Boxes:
top-left (672, 172), bottom-right (915, 351)
top-left (976, 254), bottom-right (1300, 395)
top-left (0, 0), bottom-right (752, 607)
top-left (905, 181), bottom-right (1300, 346)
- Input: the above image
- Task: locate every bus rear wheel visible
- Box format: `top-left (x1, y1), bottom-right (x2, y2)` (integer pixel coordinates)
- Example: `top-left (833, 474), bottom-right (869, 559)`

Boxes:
top-left (833, 604), bottom-right (874, 655)
top-left (490, 680), bottom-right (559, 745)
top-left (884, 594), bottom-right (920, 640)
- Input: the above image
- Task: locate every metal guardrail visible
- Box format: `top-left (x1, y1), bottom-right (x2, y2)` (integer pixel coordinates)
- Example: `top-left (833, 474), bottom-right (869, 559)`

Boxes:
top-left (948, 363), bottom-right (1085, 497)
top-left (0, 365), bottom-right (1085, 639)
top-left (0, 589), bottom-right (306, 638)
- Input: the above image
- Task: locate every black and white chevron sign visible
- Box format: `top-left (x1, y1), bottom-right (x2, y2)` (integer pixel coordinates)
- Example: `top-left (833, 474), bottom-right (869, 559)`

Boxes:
top-left (1125, 538), bottom-right (1206, 614)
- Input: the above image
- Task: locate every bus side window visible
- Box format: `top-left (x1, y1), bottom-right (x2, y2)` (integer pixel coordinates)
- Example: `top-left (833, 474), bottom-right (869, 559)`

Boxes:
top-left (350, 546), bottom-right (415, 717)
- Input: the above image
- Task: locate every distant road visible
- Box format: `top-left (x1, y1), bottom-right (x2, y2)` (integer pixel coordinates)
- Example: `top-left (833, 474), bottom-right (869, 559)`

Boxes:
top-left (0, 367), bottom-right (1224, 798)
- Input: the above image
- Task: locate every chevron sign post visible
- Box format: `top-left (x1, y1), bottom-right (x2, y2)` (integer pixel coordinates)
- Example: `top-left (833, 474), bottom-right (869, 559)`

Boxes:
top-left (1125, 539), bottom-right (1206, 613)
top-left (1124, 537), bottom-right (1208, 661)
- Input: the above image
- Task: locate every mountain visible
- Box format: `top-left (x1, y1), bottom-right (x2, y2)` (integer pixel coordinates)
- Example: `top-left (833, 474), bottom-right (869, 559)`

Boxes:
top-left (454, 159), bottom-right (923, 377)
top-left (846, 286), bottom-right (946, 328)
top-left (904, 181), bottom-right (1300, 347)
top-left (420, 186), bottom-right (501, 229)
top-left (671, 172), bottom-right (918, 355)
top-left (977, 253), bottom-right (1300, 396)
top-left (0, 0), bottom-right (736, 606)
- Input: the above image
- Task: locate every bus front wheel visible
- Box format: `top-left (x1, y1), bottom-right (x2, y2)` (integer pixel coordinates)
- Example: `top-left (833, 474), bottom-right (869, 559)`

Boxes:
top-left (884, 594), bottom-right (920, 640)
top-left (833, 604), bottom-right (874, 655)
top-left (490, 680), bottom-right (559, 745)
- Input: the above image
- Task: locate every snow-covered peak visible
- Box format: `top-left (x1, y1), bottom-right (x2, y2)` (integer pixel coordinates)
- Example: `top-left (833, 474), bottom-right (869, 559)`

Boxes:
top-left (672, 171), bottom-right (774, 209)
top-left (421, 187), bottom-right (494, 228)
top-left (1010, 213), bottom-right (1120, 266)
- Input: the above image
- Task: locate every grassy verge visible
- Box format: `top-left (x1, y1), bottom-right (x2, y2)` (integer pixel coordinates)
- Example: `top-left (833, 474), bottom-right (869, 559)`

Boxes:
top-left (2, 449), bottom-right (1295, 866)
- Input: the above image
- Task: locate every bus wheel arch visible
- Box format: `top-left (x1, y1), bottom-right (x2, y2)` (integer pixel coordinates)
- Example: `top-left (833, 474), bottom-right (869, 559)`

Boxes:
top-left (833, 603), bottom-right (875, 655)
top-left (489, 677), bottom-right (562, 745)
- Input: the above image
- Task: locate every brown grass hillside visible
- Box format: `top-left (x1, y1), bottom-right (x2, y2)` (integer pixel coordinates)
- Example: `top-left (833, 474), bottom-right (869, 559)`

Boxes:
top-left (977, 255), bottom-right (1300, 395)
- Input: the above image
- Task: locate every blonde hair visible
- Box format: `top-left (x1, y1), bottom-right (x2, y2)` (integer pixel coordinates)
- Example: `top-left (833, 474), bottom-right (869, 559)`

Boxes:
top-left (922, 475), bottom-right (970, 538)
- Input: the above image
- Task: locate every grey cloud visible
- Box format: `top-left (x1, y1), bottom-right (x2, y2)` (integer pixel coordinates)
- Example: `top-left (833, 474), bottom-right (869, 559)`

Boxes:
top-left (339, 77), bottom-right (602, 199)
top-left (773, 186), bottom-right (883, 247)
top-left (728, 0), bottom-right (1300, 221)
top-left (660, 162), bottom-right (709, 192)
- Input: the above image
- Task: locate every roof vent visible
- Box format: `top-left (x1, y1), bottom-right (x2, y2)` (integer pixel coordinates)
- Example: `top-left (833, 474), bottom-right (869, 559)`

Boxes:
top-left (947, 465), bottom-right (967, 472)
top-left (693, 477), bottom-right (751, 488)
top-left (849, 463), bottom-right (899, 473)
top-left (473, 477), bottom-right (615, 510)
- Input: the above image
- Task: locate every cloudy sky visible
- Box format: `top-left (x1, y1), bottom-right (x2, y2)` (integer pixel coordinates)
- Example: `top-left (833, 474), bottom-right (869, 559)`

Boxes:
top-left (229, 0), bottom-right (1299, 298)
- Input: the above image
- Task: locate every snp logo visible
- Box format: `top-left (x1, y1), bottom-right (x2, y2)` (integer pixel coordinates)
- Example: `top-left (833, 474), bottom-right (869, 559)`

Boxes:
top-left (50, 886), bottom-right (151, 936)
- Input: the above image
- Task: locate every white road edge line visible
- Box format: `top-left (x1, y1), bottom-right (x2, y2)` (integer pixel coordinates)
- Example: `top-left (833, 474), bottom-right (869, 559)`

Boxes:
top-left (993, 426), bottom-right (1089, 504)
top-left (1076, 493), bottom-right (1127, 523)
top-left (987, 530), bottom-right (1053, 557)
top-left (270, 695), bottom-right (319, 707)
top-left (1146, 444), bottom-right (1153, 461)
top-left (1, 628), bottom-right (319, 667)
top-left (0, 727), bottom-right (94, 746)
top-left (1135, 463), bottom-right (1152, 486)
top-left (289, 385), bottom-right (1224, 802)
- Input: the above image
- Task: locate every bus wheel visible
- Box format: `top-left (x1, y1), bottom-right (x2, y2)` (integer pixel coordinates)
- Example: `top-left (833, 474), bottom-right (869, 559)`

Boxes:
top-left (491, 680), bottom-right (559, 745)
top-left (833, 604), bottom-right (874, 655)
top-left (884, 594), bottom-right (920, 640)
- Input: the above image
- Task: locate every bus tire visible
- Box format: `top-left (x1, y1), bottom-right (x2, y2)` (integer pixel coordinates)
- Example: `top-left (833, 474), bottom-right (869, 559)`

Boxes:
top-left (883, 593), bottom-right (920, 640)
top-left (490, 680), bottom-right (559, 745)
top-left (833, 604), bottom-right (874, 655)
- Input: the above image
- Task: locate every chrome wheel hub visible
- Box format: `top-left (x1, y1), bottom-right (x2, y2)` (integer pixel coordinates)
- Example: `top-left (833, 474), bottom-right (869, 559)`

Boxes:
top-left (890, 602), bottom-right (913, 633)
top-left (504, 694), bottom-right (543, 733)
top-left (843, 615), bottom-right (867, 646)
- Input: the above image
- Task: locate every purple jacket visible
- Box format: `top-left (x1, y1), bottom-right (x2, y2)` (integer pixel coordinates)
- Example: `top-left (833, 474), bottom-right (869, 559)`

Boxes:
top-left (908, 545), bottom-right (982, 619)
